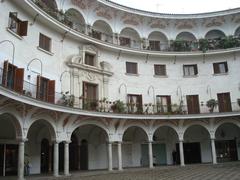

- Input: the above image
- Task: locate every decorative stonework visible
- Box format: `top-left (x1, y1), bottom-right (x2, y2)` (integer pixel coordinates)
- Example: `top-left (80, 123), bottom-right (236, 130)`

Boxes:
top-left (121, 13), bottom-right (141, 26)
top-left (175, 19), bottom-right (197, 30)
top-left (231, 13), bottom-right (240, 23)
top-left (202, 17), bottom-right (225, 27)
top-left (148, 18), bottom-right (169, 29)
top-left (71, 0), bottom-right (93, 9)
top-left (94, 5), bottom-right (113, 20)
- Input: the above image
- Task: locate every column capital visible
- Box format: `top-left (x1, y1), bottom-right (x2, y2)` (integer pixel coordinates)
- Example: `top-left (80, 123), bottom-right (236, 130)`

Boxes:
top-left (17, 138), bottom-right (28, 143)
top-left (64, 140), bottom-right (71, 144)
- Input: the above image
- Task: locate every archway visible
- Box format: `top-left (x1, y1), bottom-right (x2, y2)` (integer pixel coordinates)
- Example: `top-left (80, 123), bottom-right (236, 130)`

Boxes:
top-left (234, 26), bottom-right (240, 36)
top-left (183, 125), bottom-right (211, 164)
top-left (153, 126), bottom-right (178, 165)
top-left (26, 120), bottom-right (56, 174)
top-left (175, 32), bottom-right (198, 51)
top-left (122, 126), bottom-right (148, 168)
top-left (65, 8), bottom-right (85, 33)
top-left (148, 31), bottom-right (168, 51)
top-left (119, 28), bottom-right (141, 48)
top-left (0, 114), bottom-right (21, 176)
top-left (205, 29), bottom-right (226, 39)
top-left (92, 20), bottom-right (113, 43)
top-left (70, 125), bottom-right (109, 171)
top-left (215, 123), bottom-right (240, 163)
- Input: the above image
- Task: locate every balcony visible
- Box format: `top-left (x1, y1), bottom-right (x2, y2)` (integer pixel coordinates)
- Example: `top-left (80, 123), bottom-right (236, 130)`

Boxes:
top-left (30, 0), bottom-right (240, 54)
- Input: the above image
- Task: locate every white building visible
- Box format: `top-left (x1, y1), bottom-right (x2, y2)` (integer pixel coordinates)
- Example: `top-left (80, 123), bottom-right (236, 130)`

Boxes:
top-left (0, 0), bottom-right (240, 179)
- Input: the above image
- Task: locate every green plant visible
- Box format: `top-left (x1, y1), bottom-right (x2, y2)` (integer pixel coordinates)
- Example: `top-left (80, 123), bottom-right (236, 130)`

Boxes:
top-left (199, 38), bottom-right (209, 52)
top-left (206, 99), bottom-right (217, 113)
top-left (111, 100), bottom-right (125, 113)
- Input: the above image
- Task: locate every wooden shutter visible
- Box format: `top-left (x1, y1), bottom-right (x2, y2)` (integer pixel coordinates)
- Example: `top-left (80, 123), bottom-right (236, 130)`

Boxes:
top-left (36, 75), bottom-right (41, 99)
top-left (19, 21), bottom-right (28, 36)
top-left (47, 80), bottom-right (55, 103)
top-left (224, 62), bottom-right (228, 72)
top-left (166, 96), bottom-right (172, 112)
top-left (194, 65), bottom-right (198, 75)
top-left (213, 63), bottom-right (220, 74)
top-left (14, 68), bottom-right (24, 93)
top-left (2, 60), bottom-right (9, 86)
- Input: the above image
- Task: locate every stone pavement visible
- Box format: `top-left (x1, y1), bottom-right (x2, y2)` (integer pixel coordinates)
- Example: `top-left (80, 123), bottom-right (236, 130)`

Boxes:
top-left (1, 162), bottom-right (240, 180)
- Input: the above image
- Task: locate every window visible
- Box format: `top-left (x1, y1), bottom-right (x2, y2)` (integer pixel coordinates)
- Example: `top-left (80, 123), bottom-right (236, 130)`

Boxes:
top-left (39, 33), bottom-right (52, 52)
top-left (127, 94), bottom-right (142, 113)
top-left (92, 29), bottom-right (102, 40)
top-left (120, 37), bottom-right (131, 47)
top-left (149, 40), bottom-right (160, 51)
top-left (36, 76), bottom-right (55, 103)
top-left (156, 95), bottom-right (171, 113)
top-left (83, 82), bottom-right (98, 110)
top-left (183, 64), bottom-right (198, 76)
top-left (213, 62), bottom-right (228, 74)
top-left (154, 64), bottom-right (166, 76)
top-left (85, 53), bottom-right (95, 66)
top-left (126, 62), bottom-right (138, 74)
top-left (8, 12), bottom-right (28, 36)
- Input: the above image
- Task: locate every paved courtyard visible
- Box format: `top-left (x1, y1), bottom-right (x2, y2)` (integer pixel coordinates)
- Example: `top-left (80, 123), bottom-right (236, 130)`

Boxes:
top-left (1, 162), bottom-right (240, 180)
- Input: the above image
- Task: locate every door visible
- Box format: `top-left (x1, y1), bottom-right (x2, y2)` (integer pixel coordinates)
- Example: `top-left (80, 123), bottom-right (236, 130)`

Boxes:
top-left (152, 144), bottom-right (167, 165)
top-left (141, 144), bottom-right (149, 167)
top-left (41, 139), bottom-right (49, 173)
top-left (186, 95), bottom-right (200, 114)
top-left (176, 142), bottom-right (201, 164)
top-left (217, 92), bottom-right (232, 112)
top-left (127, 94), bottom-right (143, 113)
top-left (215, 140), bottom-right (238, 162)
top-left (156, 96), bottom-right (171, 113)
top-left (5, 145), bottom-right (18, 176)
top-left (80, 140), bottom-right (88, 170)
top-left (83, 82), bottom-right (98, 110)
top-left (69, 135), bottom-right (79, 170)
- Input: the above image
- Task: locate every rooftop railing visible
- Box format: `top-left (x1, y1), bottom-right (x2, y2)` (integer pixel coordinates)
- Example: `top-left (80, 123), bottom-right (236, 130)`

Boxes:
top-left (31, 0), bottom-right (240, 53)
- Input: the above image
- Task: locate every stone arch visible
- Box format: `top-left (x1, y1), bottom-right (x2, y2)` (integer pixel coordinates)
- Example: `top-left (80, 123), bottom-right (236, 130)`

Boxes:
top-left (176, 31), bottom-right (197, 41)
top-left (121, 123), bottom-right (149, 141)
top-left (205, 29), bottom-right (226, 39)
top-left (65, 8), bottom-right (86, 33)
top-left (234, 26), bottom-right (240, 36)
top-left (0, 113), bottom-right (23, 140)
top-left (214, 119), bottom-right (240, 133)
top-left (119, 27), bottom-right (142, 48)
top-left (92, 20), bottom-right (113, 43)
top-left (152, 124), bottom-right (179, 139)
top-left (183, 124), bottom-right (211, 140)
top-left (122, 126), bottom-right (149, 142)
top-left (147, 31), bottom-right (169, 50)
top-left (38, 0), bottom-right (58, 11)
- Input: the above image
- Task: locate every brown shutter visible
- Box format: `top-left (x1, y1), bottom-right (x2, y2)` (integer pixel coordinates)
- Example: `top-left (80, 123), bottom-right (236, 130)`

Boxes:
top-left (36, 75), bottom-right (41, 99)
top-left (224, 62), bottom-right (228, 72)
top-left (213, 63), bottom-right (220, 74)
top-left (194, 65), bottom-right (198, 75)
top-left (2, 60), bottom-right (9, 87)
top-left (19, 21), bottom-right (28, 36)
top-left (14, 68), bottom-right (24, 93)
top-left (166, 96), bottom-right (172, 112)
top-left (47, 80), bottom-right (55, 103)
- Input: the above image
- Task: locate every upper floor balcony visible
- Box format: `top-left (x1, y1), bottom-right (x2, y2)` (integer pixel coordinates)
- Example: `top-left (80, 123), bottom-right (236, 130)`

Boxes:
top-left (28, 0), bottom-right (240, 54)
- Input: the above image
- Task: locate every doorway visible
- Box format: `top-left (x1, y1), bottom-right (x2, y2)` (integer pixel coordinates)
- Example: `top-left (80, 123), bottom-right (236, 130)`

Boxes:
top-left (41, 139), bottom-right (49, 173)
top-left (80, 139), bottom-right (88, 170)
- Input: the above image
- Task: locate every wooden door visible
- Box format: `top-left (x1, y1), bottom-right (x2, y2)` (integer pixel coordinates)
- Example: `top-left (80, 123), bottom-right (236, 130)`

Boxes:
top-left (14, 68), bottom-right (24, 93)
top-left (83, 82), bottom-right (98, 110)
top-left (217, 92), bottom-right (232, 112)
top-left (47, 80), bottom-right (55, 103)
top-left (186, 95), bottom-right (200, 114)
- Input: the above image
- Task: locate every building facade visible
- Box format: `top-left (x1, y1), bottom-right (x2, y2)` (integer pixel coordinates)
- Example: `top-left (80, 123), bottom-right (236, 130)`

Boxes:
top-left (0, 0), bottom-right (240, 179)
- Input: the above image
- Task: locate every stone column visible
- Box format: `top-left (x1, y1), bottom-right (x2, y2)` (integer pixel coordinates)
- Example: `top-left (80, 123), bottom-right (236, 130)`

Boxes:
top-left (179, 140), bottom-right (185, 166)
top-left (18, 141), bottom-right (25, 180)
top-left (211, 139), bottom-right (217, 164)
top-left (117, 142), bottom-right (122, 171)
top-left (108, 142), bottom-right (113, 171)
top-left (64, 142), bottom-right (70, 176)
top-left (148, 141), bottom-right (153, 168)
top-left (53, 142), bottom-right (59, 177)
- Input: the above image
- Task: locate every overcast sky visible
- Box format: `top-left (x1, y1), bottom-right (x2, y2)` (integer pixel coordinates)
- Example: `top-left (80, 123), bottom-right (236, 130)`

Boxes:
top-left (110, 0), bottom-right (240, 14)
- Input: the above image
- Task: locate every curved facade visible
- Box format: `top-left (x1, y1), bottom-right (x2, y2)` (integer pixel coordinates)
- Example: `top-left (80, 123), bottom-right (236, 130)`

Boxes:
top-left (0, 0), bottom-right (240, 179)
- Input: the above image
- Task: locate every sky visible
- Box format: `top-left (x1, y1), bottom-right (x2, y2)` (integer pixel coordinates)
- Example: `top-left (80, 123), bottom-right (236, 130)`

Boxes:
top-left (110, 0), bottom-right (240, 14)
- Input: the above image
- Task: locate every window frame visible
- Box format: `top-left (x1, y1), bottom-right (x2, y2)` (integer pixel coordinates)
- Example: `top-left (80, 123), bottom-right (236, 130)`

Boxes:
top-left (8, 12), bottom-right (28, 37)
top-left (39, 33), bottom-right (52, 53)
top-left (154, 64), bottom-right (167, 76)
top-left (126, 62), bottom-right (138, 75)
top-left (183, 64), bottom-right (198, 76)
top-left (84, 53), bottom-right (96, 66)
top-left (213, 62), bottom-right (228, 74)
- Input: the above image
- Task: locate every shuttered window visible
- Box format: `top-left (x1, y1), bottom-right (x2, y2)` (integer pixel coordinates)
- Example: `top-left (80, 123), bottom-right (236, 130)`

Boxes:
top-left (85, 53), bottom-right (95, 66)
top-left (126, 62), bottom-right (138, 74)
top-left (183, 64), bottom-right (198, 76)
top-left (8, 12), bottom-right (28, 36)
top-left (213, 62), bottom-right (228, 74)
top-left (120, 37), bottom-right (131, 47)
top-left (39, 33), bottom-right (51, 52)
top-left (149, 40), bottom-right (160, 51)
top-left (154, 64), bottom-right (166, 76)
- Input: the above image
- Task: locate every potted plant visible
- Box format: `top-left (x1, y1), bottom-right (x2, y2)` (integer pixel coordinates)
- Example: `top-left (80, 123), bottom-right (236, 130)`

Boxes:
top-left (111, 100), bottom-right (125, 113)
top-left (206, 99), bottom-right (217, 113)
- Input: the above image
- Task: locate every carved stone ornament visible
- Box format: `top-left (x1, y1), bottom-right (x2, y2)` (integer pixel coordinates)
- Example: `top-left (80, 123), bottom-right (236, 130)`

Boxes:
top-left (148, 18), bottom-right (169, 29)
top-left (121, 13), bottom-right (141, 26)
top-left (231, 13), bottom-right (240, 23)
top-left (202, 17), bottom-right (225, 27)
top-left (94, 5), bottom-right (113, 20)
top-left (175, 19), bottom-right (196, 30)
top-left (71, 0), bottom-right (93, 9)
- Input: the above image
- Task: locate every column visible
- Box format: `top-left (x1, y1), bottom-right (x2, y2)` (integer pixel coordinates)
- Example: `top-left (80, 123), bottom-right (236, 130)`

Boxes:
top-left (211, 138), bottom-right (217, 164)
top-left (64, 142), bottom-right (70, 176)
top-left (117, 142), bottom-right (122, 171)
top-left (18, 141), bottom-right (25, 180)
top-left (148, 141), bottom-right (153, 168)
top-left (179, 140), bottom-right (185, 166)
top-left (53, 142), bottom-right (59, 177)
top-left (108, 142), bottom-right (113, 171)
